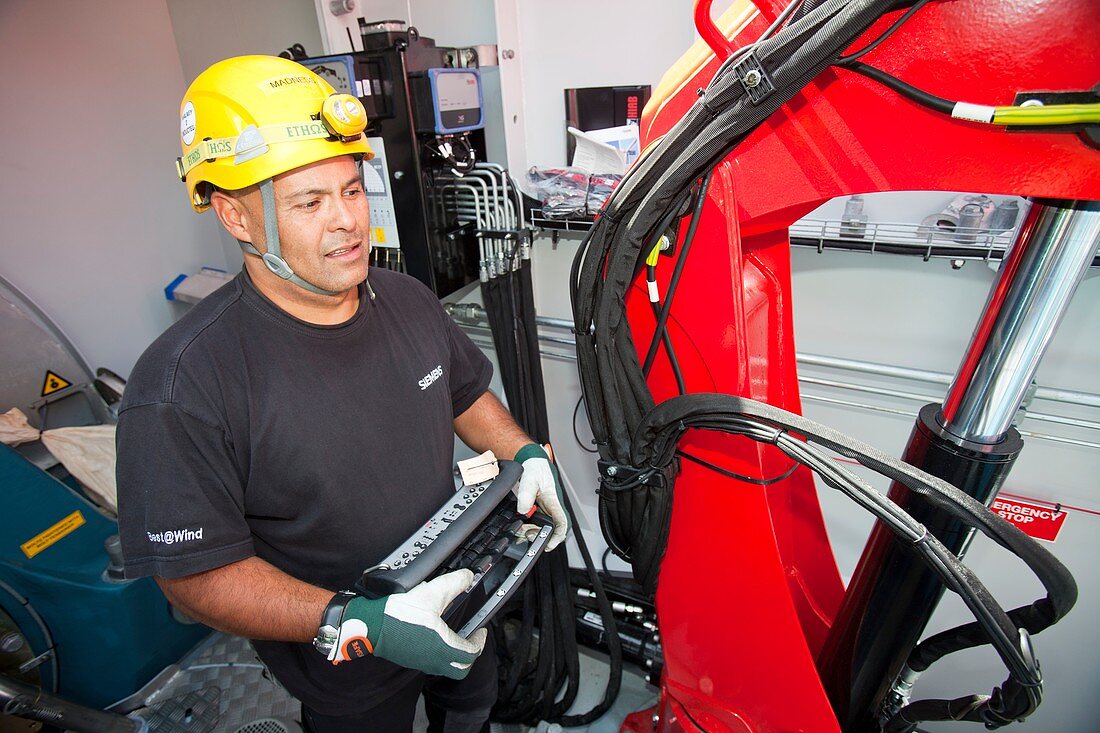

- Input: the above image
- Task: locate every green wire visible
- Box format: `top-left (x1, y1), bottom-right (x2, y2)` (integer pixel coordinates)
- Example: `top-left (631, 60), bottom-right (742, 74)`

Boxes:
top-left (994, 103), bottom-right (1100, 127)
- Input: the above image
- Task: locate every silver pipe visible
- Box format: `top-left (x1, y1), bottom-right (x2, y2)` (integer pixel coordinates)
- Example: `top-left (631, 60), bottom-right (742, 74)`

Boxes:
top-left (799, 376), bottom-right (941, 405)
top-left (457, 314), bottom-right (1100, 446)
top-left (797, 353), bottom-right (952, 386)
top-left (797, 352), bottom-right (1100, 408)
top-left (453, 303), bottom-right (1100, 407)
top-left (536, 315), bottom-right (575, 330)
top-left (1023, 410), bottom-right (1100, 433)
top-left (1037, 386), bottom-right (1100, 409)
top-left (943, 201), bottom-right (1100, 443)
top-left (801, 394), bottom-right (1100, 451)
top-left (801, 377), bottom-right (1100, 433)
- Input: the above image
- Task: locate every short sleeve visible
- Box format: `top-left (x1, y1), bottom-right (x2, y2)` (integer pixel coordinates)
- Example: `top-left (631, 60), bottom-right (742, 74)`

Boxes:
top-left (115, 402), bottom-right (254, 579)
top-left (442, 308), bottom-right (493, 417)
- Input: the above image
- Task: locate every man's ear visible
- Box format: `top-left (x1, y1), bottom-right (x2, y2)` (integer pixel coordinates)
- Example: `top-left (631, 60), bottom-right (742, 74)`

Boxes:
top-left (210, 189), bottom-right (260, 248)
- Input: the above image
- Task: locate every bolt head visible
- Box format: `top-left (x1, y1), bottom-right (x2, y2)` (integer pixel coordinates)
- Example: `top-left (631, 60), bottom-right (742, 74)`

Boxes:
top-left (0, 632), bottom-right (24, 653)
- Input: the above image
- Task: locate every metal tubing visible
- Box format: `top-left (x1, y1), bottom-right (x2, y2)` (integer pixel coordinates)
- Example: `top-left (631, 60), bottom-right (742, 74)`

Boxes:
top-left (798, 352), bottom-right (954, 386)
top-left (451, 305), bottom-right (1100, 412)
top-left (799, 352), bottom-right (1100, 408)
top-left (942, 200), bottom-right (1100, 443)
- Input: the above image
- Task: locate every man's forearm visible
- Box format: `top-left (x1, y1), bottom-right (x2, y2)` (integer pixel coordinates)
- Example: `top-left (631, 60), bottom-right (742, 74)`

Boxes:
top-left (155, 556), bottom-right (331, 642)
top-left (453, 391), bottom-right (533, 460)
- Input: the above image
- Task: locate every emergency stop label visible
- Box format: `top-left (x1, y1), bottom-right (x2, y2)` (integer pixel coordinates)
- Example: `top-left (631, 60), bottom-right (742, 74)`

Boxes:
top-left (21, 511), bottom-right (85, 559)
top-left (991, 497), bottom-right (1066, 542)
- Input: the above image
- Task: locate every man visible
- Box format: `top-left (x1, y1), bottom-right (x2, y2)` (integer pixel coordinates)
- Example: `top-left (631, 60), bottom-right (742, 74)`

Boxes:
top-left (115, 55), bottom-right (568, 733)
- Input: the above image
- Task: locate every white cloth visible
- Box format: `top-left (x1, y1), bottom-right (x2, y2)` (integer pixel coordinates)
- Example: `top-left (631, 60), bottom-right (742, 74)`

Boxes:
top-left (0, 408), bottom-right (118, 513)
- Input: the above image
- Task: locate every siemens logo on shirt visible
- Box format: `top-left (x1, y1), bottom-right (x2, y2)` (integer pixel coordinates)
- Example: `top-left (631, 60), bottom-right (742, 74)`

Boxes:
top-left (419, 365), bottom-right (444, 391)
top-left (147, 528), bottom-right (204, 545)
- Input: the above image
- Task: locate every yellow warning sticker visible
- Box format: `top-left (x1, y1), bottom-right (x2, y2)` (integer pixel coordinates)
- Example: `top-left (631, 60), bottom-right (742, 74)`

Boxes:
top-left (41, 370), bottom-right (72, 396)
top-left (21, 511), bottom-right (85, 559)
top-left (373, 227), bottom-right (387, 245)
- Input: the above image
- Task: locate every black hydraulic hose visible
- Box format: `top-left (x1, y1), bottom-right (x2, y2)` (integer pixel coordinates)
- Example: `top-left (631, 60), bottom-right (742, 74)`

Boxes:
top-left (629, 395), bottom-right (1074, 729)
top-left (649, 299), bottom-right (687, 394)
top-left (557, 485), bottom-right (624, 726)
top-left (581, 0), bottom-right (901, 464)
top-left (571, 0), bottom-right (906, 592)
top-left (642, 173), bottom-right (712, 377)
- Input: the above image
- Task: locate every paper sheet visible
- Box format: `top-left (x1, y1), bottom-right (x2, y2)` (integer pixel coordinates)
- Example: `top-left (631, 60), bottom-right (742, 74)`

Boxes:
top-left (457, 450), bottom-right (500, 486)
top-left (568, 126), bottom-right (627, 175)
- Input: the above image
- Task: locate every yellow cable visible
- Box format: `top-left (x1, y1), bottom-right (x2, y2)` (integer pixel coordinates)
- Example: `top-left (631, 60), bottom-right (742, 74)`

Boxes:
top-left (646, 237), bottom-right (666, 267)
top-left (993, 104), bottom-right (1100, 127)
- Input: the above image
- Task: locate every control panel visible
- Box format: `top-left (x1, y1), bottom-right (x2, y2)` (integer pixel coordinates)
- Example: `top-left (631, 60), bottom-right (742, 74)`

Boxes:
top-left (356, 460), bottom-right (552, 638)
top-left (363, 136), bottom-right (400, 251)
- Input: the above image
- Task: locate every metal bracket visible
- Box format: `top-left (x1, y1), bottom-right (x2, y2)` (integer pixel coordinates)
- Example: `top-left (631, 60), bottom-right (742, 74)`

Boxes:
top-left (733, 53), bottom-right (775, 105)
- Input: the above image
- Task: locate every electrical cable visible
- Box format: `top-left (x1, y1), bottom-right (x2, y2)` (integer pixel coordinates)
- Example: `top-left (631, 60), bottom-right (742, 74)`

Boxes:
top-left (642, 173), bottom-right (712, 377)
top-left (650, 300), bottom-right (687, 395)
top-left (843, 61), bottom-right (954, 114)
top-left (842, 61), bottom-right (1100, 127)
top-left (630, 395), bottom-right (1072, 729)
top-left (835, 0), bottom-right (933, 63)
top-left (677, 449), bottom-right (799, 485)
top-left (993, 104), bottom-right (1100, 126)
top-left (573, 396), bottom-right (599, 454)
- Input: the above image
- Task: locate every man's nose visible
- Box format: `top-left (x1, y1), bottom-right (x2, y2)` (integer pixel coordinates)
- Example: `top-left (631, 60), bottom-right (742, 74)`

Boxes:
top-left (330, 195), bottom-right (361, 230)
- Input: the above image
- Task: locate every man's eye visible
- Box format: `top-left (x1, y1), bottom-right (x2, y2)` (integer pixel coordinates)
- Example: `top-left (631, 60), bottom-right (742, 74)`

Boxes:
top-left (344, 187), bottom-right (363, 197)
top-left (301, 200), bottom-right (320, 210)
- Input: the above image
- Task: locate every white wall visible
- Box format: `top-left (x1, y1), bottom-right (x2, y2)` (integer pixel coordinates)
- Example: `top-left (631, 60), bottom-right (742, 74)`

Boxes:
top-left (0, 0), bottom-right (230, 377)
top-left (168, 0), bottom-right (323, 84)
top-left (497, 0), bottom-right (727, 175)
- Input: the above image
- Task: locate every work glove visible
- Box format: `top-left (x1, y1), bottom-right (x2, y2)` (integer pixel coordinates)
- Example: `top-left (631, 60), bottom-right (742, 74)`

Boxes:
top-left (327, 569), bottom-right (487, 679)
top-left (513, 443), bottom-right (570, 551)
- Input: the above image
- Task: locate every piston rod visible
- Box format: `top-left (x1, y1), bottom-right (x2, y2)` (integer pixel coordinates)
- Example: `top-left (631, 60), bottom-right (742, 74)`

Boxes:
top-left (941, 200), bottom-right (1100, 443)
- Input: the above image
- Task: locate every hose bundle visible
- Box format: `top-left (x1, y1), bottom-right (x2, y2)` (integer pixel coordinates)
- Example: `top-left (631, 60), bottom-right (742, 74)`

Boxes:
top-left (572, 0), bottom-right (903, 591)
top-left (569, 0), bottom-right (1077, 729)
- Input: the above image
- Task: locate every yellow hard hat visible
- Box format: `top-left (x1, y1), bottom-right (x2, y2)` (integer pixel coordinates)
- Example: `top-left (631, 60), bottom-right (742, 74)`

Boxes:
top-left (176, 55), bottom-right (374, 212)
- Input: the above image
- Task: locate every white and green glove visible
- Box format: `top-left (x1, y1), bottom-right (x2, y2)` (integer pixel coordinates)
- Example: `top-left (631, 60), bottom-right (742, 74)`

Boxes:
top-left (327, 569), bottom-right (487, 679)
top-left (513, 443), bottom-right (570, 551)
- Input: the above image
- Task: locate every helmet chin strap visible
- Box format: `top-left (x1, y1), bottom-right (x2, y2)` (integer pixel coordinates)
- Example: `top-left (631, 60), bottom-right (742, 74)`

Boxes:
top-left (237, 180), bottom-right (346, 297)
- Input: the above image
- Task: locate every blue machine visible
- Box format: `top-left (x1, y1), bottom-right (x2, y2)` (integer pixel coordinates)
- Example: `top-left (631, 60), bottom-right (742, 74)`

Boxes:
top-left (0, 274), bottom-right (209, 713)
top-left (0, 443), bottom-right (209, 709)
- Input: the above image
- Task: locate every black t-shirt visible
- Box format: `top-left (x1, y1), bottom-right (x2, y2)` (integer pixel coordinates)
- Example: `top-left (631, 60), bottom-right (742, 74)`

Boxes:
top-left (115, 267), bottom-right (492, 714)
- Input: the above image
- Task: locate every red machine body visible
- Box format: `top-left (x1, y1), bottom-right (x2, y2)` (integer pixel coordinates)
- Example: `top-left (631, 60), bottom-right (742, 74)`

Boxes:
top-left (624, 1), bottom-right (1100, 731)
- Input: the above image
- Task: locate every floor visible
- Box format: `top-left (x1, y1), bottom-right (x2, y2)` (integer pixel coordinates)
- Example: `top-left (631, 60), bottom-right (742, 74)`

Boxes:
top-left (127, 633), bottom-right (656, 733)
